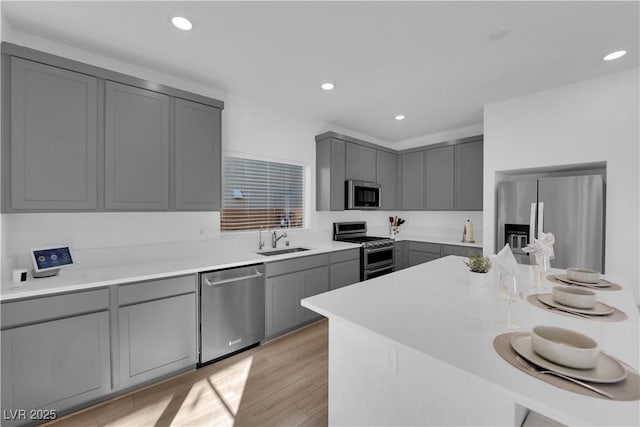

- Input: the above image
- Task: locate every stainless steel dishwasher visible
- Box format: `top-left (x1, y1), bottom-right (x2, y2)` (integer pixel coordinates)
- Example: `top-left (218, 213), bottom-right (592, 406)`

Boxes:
top-left (199, 263), bottom-right (265, 365)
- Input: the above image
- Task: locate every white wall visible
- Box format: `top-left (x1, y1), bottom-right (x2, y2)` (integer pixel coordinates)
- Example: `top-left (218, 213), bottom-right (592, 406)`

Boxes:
top-left (483, 68), bottom-right (640, 303)
top-left (1, 27), bottom-right (483, 275)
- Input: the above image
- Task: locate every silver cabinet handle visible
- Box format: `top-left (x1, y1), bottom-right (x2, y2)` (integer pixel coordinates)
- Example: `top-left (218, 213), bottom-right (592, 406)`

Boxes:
top-left (203, 270), bottom-right (263, 287)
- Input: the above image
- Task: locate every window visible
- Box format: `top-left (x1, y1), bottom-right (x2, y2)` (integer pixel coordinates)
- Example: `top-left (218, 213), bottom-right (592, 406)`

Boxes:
top-left (221, 155), bottom-right (307, 231)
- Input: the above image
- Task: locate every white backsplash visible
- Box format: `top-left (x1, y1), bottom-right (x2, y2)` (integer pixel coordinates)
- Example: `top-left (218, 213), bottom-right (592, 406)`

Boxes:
top-left (1, 210), bottom-right (482, 284)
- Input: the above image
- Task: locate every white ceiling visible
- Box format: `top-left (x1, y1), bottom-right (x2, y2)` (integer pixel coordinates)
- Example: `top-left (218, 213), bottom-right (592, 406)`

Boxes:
top-left (2, 1), bottom-right (638, 143)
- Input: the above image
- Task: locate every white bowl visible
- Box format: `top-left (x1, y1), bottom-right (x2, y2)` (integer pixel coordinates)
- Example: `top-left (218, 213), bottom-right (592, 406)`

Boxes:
top-left (552, 285), bottom-right (596, 309)
top-left (566, 267), bottom-right (600, 284)
top-left (531, 326), bottom-right (599, 369)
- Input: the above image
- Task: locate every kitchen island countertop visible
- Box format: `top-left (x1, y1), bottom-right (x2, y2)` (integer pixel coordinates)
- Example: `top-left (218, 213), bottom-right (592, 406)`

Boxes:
top-left (302, 256), bottom-right (639, 426)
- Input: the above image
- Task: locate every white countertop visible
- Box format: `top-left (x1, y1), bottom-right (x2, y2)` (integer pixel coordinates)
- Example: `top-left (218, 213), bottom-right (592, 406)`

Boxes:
top-left (1, 240), bottom-right (360, 302)
top-left (395, 233), bottom-right (483, 248)
top-left (302, 256), bottom-right (639, 426)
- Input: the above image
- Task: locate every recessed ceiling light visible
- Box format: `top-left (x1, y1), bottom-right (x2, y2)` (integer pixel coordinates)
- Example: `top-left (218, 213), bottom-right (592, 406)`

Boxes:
top-left (171, 16), bottom-right (193, 31)
top-left (321, 82), bottom-right (335, 91)
top-left (395, 115), bottom-right (406, 121)
top-left (603, 50), bottom-right (626, 61)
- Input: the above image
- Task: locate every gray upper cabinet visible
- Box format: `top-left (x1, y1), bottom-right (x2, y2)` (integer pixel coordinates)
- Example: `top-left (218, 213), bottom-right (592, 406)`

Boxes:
top-left (401, 151), bottom-right (424, 210)
top-left (3, 45), bottom-right (224, 213)
top-left (376, 150), bottom-right (397, 210)
top-left (105, 81), bottom-right (170, 210)
top-left (455, 140), bottom-right (483, 210)
top-left (346, 143), bottom-right (376, 182)
top-left (424, 146), bottom-right (454, 210)
top-left (318, 133), bottom-right (483, 213)
top-left (175, 98), bottom-right (221, 210)
top-left (316, 137), bottom-right (346, 211)
top-left (8, 57), bottom-right (98, 210)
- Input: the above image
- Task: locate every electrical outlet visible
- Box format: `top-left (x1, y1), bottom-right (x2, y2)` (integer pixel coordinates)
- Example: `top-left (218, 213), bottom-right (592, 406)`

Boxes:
top-left (383, 347), bottom-right (397, 373)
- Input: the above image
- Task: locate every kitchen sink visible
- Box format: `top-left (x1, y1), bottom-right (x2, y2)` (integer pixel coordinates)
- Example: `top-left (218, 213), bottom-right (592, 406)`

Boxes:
top-left (257, 247), bottom-right (311, 256)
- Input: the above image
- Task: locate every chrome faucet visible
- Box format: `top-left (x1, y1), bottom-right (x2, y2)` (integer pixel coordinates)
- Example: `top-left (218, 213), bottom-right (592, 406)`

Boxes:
top-left (272, 230), bottom-right (288, 248)
top-left (258, 226), bottom-right (269, 250)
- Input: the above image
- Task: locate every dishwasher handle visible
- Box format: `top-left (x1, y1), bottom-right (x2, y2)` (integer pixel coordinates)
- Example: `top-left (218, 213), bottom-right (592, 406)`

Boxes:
top-left (202, 269), bottom-right (264, 287)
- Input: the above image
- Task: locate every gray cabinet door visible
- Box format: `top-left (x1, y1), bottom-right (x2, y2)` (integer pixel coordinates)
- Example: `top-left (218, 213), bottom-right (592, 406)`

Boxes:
top-left (118, 293), bottom-right (196, 389)
top-left (408, 251), bottom-right (440, 267)
top-left (175, 98), bottom-right (221, 210)
top-left (455, 141), bottom-right (483, 210)
top-left (346, 143), bottom-right (376, 182)
top-left (425, 147), bottom-right (454, 210)
top-left (376, 150), bottom-right (397, 210)
top-left (301, 266), bottom-right (329, 321)
top-left (330, 259), bottom-right (360, 290)
top-left (9, 57), bottom-right (98, 210)
top-left (442, 245), bottom-right (478, 257)
top-left (401, 151), bottom-right (424, 210)
top-left (1, 311), bottom-right (110, 420)
top-left (394, 241), bottom-right (408, 270)
top-left (330, 139), bottom-right (346, 210)
top-left (266, 272), bottom-right (303, 337)
top-left (105, 81), bottom-right (170, 210)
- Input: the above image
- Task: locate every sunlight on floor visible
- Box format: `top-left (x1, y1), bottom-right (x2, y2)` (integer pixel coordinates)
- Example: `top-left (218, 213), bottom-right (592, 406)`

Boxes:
top-left (115, 355), bottom-right (253, 426)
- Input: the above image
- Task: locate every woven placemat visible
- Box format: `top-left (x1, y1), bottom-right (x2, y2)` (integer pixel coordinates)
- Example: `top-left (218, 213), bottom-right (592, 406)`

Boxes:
top-left (546, 274), bottom-right (622, 291)
top-left (494, 332), bottom-right (639, 400)
top-left (527, 294), bottom-right (628, 322)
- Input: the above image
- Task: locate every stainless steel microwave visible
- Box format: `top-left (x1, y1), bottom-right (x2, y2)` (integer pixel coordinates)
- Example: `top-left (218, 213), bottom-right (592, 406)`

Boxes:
top-left (345, 180), bottom-right (381, 210)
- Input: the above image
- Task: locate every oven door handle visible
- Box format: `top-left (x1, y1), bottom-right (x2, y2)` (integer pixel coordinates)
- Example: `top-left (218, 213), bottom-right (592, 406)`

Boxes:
top-left (366, 264), bottom-right (395, 274)
top-left (364, 245), bottom-right (396, 255)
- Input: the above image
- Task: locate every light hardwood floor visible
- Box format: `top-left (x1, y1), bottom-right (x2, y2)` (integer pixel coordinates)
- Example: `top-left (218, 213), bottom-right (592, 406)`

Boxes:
top-left (44, 320), bottom-right (328, 427)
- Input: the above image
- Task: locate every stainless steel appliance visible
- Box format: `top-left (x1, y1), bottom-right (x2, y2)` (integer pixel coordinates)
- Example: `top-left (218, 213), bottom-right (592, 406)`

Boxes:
top-left (333, 221), bottom-right (395, 280)
top-left (345, 180), bottom-right (381, 210)
top-left (497, 175), bottom-right (604, 271)
top-left (199, 264), bottom-right (265, 365)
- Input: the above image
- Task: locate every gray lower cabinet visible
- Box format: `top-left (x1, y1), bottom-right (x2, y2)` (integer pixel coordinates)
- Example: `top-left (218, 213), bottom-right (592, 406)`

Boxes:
top-left (300, 266), bottom-right (331, 322)
top-left (442, 244), bottom-right (479, 257)
top-left (175, 98), bottom-right (221, 210)
top-left (1, 311), bottom-right (110, 423)
top-left (316, 137), bottom-right (346, 211)
top-left (8, 57), bottom-right (98, 211)
top-left (408, 251), bottom-right (440, 267)
top-left (329, 249), bottom-right (360, 290)
top-left (455, 140), bottom-right (483, 210)
top-left (105, 81), bottom-right (170, 210)
top-left (394, 241), bottom-right (408, 270)
top-left (425, 146), bottom-right (454, 210)
top-left (117, 276), bottom-right (197, 389)
top-left (265, 254), bottom-right (329, 338)
top-left (408, 241), bottom-right (442, 267)
top-left (401, 151), bottom-right (424, 210)
top-left (118, 293), bottom-right (196, 389)
top-left (376, 150), bottom-right (397, 210)
top-left (346, 142), bottom-right (377, 182)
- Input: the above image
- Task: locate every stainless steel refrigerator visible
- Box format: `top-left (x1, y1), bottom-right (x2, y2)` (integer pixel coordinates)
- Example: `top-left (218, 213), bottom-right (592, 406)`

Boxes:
top-left (496, 175), bottom-right (604, 271)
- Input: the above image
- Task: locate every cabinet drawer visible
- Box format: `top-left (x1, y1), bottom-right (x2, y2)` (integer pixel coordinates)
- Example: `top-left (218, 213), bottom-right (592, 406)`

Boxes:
top-left (408, 241), bottom-right (441, 254)
top-left (1, 288), bottom-right (109, 329)
top-left (329, 248), bottom-right (360, 263)
top-left (118, 275), bottom-right (196, 306)
top-left (442, 245), bottom-right (479, 257)
top-left (266, 254), bottom-right (329, 277)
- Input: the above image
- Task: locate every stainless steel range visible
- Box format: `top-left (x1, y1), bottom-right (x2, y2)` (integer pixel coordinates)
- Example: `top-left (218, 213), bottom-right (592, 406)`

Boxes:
top-left (333, 222), bottom-right (395, 280)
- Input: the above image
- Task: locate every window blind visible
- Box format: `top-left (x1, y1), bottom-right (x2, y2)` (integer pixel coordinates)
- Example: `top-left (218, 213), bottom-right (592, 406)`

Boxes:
top-left (221, 156), bottom-right (306, 231)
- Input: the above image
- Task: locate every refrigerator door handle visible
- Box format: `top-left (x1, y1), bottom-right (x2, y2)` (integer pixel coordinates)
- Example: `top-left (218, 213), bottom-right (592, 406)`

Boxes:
top-left (537, 202), bottom-right (544, 238)
top-left (529, 203), bottom-right (536, 244)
